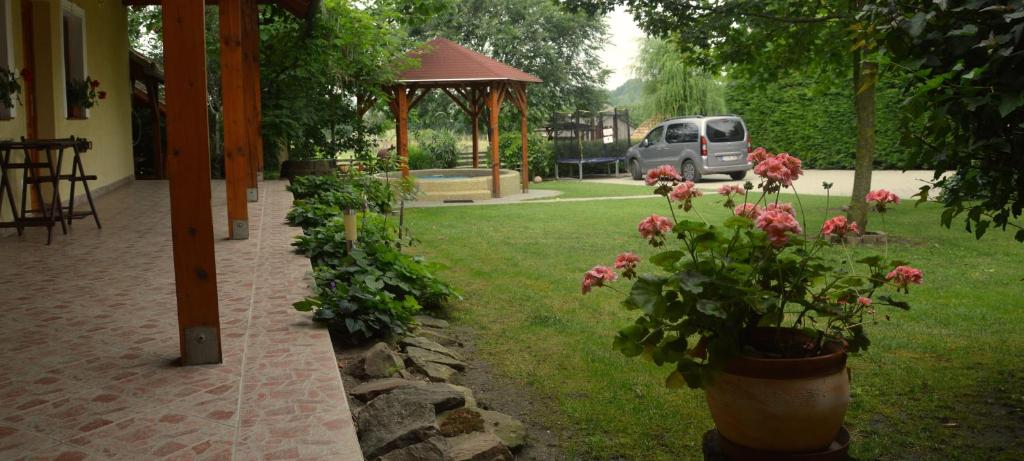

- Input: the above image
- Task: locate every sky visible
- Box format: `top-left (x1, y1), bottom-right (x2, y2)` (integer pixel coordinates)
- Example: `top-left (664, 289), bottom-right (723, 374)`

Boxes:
top-left (599, 7), bottom-right (646, 90)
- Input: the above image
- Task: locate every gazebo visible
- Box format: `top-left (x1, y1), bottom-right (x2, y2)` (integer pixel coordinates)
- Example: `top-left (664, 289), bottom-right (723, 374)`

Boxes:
top-left (386, 38), bottom-right (542, 197)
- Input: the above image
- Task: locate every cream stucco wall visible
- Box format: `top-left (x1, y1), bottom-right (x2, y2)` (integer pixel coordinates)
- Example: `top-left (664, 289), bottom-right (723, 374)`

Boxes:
top-left (0, 0), bottom-right (133, 224)
top-left (0, 0), bottom-right (28, 222)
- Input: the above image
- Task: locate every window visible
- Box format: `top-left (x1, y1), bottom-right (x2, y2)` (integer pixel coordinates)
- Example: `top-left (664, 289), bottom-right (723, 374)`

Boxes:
top-left (61, 1), bottom-right (87, 119)
top-left (665, 123), bottom-right (699, 143)
top-left (706, 118), bottom-right (746, 143)
top-left (643, 126), bottom-right (664, 146)
top-left (0, 0), bottom-right (15, 119)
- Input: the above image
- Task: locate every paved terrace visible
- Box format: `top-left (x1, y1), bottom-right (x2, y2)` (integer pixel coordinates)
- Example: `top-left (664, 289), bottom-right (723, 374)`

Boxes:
top-left (0, 181), bottom-right (361, 460)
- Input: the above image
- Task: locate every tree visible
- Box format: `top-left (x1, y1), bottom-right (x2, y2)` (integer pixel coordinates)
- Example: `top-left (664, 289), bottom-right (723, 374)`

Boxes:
top-left (407, 0), bottom-right (610, 130)
top-left (865, 1), bottom-right (1024, 242)
top-left (633, 38), bottom-right (727, 121)
top-left (560, 0), bottom-right (881, 231)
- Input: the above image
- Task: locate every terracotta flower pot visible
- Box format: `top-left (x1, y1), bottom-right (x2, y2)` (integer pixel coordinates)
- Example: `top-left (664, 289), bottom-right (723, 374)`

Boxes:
top-left (704, 328), bottom-right (850, 453)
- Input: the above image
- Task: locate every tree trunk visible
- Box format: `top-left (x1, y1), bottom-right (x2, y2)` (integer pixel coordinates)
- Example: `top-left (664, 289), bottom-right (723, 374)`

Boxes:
top-left (849, 49), bottom-right (876, 232)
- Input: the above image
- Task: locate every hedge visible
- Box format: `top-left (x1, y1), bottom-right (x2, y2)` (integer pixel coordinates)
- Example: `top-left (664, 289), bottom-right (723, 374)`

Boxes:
top-left (727, 74), bottom-right (922, 170)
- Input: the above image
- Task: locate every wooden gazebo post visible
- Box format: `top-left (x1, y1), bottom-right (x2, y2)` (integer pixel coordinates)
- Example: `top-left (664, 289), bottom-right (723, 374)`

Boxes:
top-left (220, 0), bottom-right (254, 239)
top-left (487, 84), bottom-right (504, 197)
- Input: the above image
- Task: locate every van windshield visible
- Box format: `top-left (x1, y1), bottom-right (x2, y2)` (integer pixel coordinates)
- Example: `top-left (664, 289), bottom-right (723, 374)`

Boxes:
top-left (706, 118), bottom-right (746, 143)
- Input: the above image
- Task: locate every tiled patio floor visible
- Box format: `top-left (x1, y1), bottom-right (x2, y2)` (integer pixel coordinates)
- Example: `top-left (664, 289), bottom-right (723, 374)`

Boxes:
top-left (0, 181), bottom-right (362, 460)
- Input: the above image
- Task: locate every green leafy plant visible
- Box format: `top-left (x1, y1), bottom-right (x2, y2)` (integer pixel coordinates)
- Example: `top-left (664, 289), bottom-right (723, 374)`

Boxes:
top-left (0, 67), bottom-right (23, 110)
top-left (499, 132), bottom-right (555, 178)
top-left (66, 76), bottom-right (106, 114)
top-left (584, 149), bottom-right (922, 389)
top-left (415, 129), bottom-right (460, 169)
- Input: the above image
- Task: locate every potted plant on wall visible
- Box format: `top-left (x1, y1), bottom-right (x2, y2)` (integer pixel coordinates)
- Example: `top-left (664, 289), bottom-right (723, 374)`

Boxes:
top-left (66, 76), bottom-right (106, 119)
top-left (583, 148), bottom-right (921, 457)
top-left (0, 67), bottom-right (24, 116)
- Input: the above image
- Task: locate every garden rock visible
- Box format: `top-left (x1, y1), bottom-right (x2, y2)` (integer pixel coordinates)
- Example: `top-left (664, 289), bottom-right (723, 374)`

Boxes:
top-left (448, 384), bottom-right (477, 408)
top-left (350, 378), bottom-right (418, 402)
top-left (406, 346), bottom-right (467, 371)
top-left (412, 361), bottom-right (458, 383)
top-left (364, 342), bottom-right (405, 378)
top-left (414, 315), bottom-right (450, 329)
top-left (445, 432), bottom-right (513, 461)
top-left (438, 408), bottom-right (485, 437)
top-left (401, 336), bottom-right (463, 361)
top-left (478, 410), bottom-right (526, 451)
top-left (417, 329), bottom-right (462, 347)
top-left (387, 382), bottom-right (466, 413)
top-left (356, 394), bottom-right (439, 459)
top-left (378, 437), bottom-right (451, 461)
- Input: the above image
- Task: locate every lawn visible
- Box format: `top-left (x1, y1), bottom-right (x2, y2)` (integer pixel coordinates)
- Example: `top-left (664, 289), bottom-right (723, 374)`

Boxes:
top-left (532, 179), bottom-right (650, 199)
top-left (403, 182), bottom-right (1024, 460)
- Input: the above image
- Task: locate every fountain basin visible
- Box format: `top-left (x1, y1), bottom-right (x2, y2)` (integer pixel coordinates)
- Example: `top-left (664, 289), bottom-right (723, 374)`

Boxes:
top-left (384, 168), bottom-right (522, 201)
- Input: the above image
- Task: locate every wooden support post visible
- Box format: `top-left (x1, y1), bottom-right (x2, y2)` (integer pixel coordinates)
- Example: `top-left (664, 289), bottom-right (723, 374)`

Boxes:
top-left (471, 112), bottom-right (479, 168)
top-left (242, 0), bottom-right (263, 183)
top-left (519, 92), bottom-right (529, 192)
top-left (487, 85), bottom-right (501, 198)
top-left (395, 85), bottom-right (410, 178)
top-left (162, 0), bottom-right (222, 366)
top-left (220, 0), bottom-right (253, 238)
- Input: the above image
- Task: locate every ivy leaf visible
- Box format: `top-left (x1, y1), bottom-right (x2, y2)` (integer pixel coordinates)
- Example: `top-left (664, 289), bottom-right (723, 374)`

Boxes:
top-left (998, 93), bottom-right (1022, 117)
top-left (946, 24), bottom-right (978, 37)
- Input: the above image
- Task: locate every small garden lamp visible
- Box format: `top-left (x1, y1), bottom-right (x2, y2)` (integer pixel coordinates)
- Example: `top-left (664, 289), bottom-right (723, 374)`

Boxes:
top-left (343, 208), bottom-right (357, 253)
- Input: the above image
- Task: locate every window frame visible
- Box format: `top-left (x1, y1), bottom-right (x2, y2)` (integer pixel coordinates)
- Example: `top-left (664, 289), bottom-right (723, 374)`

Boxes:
top-left (665, 122), bottom-right (699, 144)
top-left (0, 0), bottom-right (16, 120)
top-left (643, 126), bottom-right (664, 146)
top-left (60, 0), bottom-right (88, 120)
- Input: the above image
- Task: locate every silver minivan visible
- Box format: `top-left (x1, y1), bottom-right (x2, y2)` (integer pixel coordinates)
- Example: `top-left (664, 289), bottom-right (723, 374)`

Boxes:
top-left (626, 115), bottom-right (752, 182)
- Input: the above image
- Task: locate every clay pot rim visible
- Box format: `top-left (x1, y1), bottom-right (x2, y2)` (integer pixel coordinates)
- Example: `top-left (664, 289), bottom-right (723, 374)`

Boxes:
top-left (722, 328), bottom-right (848, 380)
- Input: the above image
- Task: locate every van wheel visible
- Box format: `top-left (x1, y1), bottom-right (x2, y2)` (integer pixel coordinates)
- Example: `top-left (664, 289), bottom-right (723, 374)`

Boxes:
top-left (630, 159), bottom-right (643, 180)
top-left (729, 171), bottom-right (747, 180)
top-left (681, 160), bottom-right (702, 182)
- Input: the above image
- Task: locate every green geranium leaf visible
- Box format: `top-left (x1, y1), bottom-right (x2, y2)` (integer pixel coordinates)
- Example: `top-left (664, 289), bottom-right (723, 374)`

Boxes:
top-left (675, 220), bottom-right (707, 233)
top-left (627, 275), bottom-right (667, 315)
top-left (723, 215), bottom-right (754, 229)
top-left (677, 270), bottom-right (711, 294)
top-left (650, 251), bottom-right (685, 269)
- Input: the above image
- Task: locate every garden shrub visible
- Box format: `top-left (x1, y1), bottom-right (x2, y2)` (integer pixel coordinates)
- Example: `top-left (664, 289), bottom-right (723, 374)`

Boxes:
top-left (415, 129), bottom-right (460, 169)
top-left (286, 174), bottom-right (344, 200)
top-left (498, 132), bottom-right (555, 178)
top-left (407, 145), bottom-right (433, 170)
top-left (288, 173), bottom-right (459, 342)
top-left (726, 74), bottom-right (922, 170)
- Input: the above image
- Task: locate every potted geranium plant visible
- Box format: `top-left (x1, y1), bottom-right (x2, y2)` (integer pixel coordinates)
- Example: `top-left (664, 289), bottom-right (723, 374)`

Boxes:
top-left (66, 76), bottom-right (106, 119)
top-left (583, 148), bottom-right (921, 455)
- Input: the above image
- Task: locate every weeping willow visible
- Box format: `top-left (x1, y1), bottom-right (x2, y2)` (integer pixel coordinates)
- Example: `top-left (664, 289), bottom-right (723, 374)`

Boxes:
top-left (633, 39), bottom-right (728, 118)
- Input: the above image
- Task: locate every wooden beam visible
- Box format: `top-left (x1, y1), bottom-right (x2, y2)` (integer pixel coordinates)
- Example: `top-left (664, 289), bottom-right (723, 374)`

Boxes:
top-left (125, 0), bottom-right (311, 17)
top-left (471, 112), bottom-right (479, 168)
top-left (220, 0), bottom-right (253, 238)
top-left (487, 85), bottom-right (500, 197)
top-left (517, 84), bottom-right (529, 192)
top-left (162, 0), bottom-right (222, 366)
top-left (242, 0), bottom-right (263, 183)
top-left (395, 85), bottom-right (409, 178)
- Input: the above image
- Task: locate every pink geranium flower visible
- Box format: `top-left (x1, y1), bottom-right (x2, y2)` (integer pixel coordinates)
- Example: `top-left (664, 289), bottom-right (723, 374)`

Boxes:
top-left (733, 203), bottom-right (761, 219)
top-left (866, 189), bottom-right (900, 212)
top-left (717, 184), bottom-right (745, 196)
top-left (765, 202), bottom-right (796, 217)
top-left (614, 252), bottom-right (641, 279)
top-left (857, 296), bottom-right (872, 306)
top-left (669, 181), bottom-right (702, 210)
top-left (756, 209), bottom-right (803, 247)
top-left (638, 214), bottom-right (674, 246)
top-left (581, 265), bottom-right (617, 294)
top-left (748, 146), bottom-right (770, 164)
top-left (753, 152), bottom-right (803, 188)
top-left (645, 165), bottom-right (682, 186)
top-left (614, 252), bottom-right (640, 270)
top-left (821, 215), bottom-right (860, 238)
top-left (886, 265), bottom-right (923, 289)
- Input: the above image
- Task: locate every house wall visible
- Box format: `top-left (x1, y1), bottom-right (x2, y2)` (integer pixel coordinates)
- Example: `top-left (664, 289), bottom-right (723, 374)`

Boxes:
top-left (1, 0), bottom-right (133, 225)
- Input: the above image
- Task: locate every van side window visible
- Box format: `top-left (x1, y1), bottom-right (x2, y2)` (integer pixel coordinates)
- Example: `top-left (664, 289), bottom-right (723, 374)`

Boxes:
top-left (643, 126), bottom-right (664, 145)
top-left (665, 123), bottom-right (699, 143)
top-left (706, 118), bottom-right (746, 143)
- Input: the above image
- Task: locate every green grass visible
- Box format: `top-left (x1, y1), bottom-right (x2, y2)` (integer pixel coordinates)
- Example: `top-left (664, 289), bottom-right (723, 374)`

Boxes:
top-left (404, 185), bottom-right (1024, 461)
top-left (532, 179), bottom-right (649, 199)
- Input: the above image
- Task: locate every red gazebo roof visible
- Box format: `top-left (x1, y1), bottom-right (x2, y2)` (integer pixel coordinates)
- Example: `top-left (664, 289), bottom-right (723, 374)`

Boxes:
top-left (398, 38), bottom-right (543, 84)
